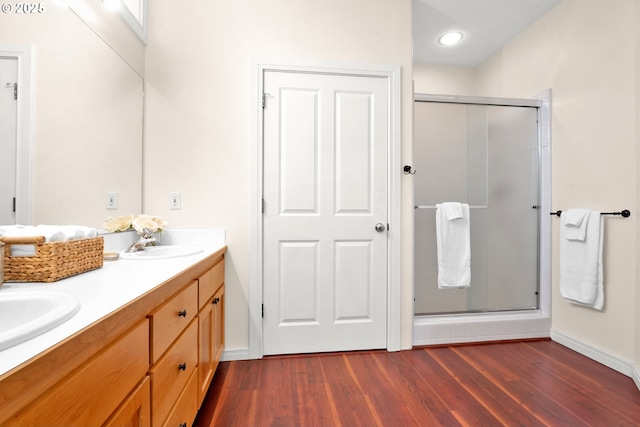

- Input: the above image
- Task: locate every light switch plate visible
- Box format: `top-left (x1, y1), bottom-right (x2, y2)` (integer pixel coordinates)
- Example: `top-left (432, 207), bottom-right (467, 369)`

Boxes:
top-left (106, 192), bottom-right (118, 210)
top-left (170, 192), bottom-right (181, 209)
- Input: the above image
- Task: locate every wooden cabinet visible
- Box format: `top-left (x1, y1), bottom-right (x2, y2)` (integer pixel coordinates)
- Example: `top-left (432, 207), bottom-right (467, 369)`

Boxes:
top-left (197, 259), bottom-right (225, 406)
top-left (3, 320), bottom-right (149, 427)
top-left (0, 247), bottom-right (226, 427)
top-left (148, 259), bottom-right (227, 427)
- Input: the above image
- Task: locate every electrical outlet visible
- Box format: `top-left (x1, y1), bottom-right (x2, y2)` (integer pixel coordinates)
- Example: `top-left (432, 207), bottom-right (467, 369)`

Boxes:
top-left (170, 192), bottom-right (181, 209)
top-left (106, 192), bottom-right (118, 210)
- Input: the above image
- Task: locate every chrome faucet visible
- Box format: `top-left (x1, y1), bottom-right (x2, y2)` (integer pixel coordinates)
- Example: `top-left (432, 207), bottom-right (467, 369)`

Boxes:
top-left (126, 228), bottom-right (157, 252)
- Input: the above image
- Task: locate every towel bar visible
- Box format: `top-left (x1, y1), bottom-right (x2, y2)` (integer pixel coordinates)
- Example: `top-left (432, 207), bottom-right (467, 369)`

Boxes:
top-left (550, 209), bottom-right (631, 218)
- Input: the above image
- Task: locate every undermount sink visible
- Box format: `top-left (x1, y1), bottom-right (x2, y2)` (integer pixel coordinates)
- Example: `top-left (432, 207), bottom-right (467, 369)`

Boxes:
top-left (0, 290), bottom-right (80, 351)
top-left (119, 245), bottom-right (204, 260)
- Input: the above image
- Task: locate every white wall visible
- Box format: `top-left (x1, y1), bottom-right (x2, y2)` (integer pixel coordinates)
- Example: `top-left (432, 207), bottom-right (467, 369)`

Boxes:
top-left (415, 0), bottom-right (639, 372)
top-left (413, 63), bottom-right (477, 96)
top-left (144, 0), bottom-right (414, 353)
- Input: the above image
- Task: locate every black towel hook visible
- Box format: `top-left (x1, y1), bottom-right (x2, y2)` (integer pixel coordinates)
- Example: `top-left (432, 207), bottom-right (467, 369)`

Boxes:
top-left (403, 165), bottom-right (416, 175)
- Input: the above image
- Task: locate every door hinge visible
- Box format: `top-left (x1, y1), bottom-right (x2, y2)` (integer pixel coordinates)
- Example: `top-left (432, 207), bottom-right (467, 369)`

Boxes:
top-left (262, 198), bottom-right (265, 213)
top-left (5, 82), bottom-right (17, 100)
top-left (262, 93), bottom-right (271, 109)
top-left (262, 303), bottom-right (264, 318)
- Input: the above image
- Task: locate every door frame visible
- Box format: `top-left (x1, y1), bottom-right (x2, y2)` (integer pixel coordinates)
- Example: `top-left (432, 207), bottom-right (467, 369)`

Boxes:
top-left (249, 60), bottom-right (402, 359)
top-left (0, 45), bottom-right (33, 225)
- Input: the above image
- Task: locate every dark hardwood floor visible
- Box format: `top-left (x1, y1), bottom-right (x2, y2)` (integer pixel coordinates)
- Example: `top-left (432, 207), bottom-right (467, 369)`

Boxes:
top-left (194, 339), bottom-right (640, 426)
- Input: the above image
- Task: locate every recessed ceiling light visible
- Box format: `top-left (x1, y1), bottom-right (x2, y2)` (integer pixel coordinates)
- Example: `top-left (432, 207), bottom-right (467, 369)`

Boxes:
top-left (438, 32), bottom-right (464, 46)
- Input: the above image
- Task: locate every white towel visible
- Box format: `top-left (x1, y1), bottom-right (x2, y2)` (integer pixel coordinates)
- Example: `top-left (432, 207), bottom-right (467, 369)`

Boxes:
top-left (0, 224), bottom-right (99, 256)
top-left (435, 202), bottom-right (471, 289)
top-left (37, 225), bottom-right (98, 241)
top-left (0, 225), bottom-right (40, 256)
top-left (564, 208), bottom-right (591, 241)
top-left (442, 202), bottom-right (464, 220)
top-left (560, 211), bottom-right (604, 310)
top-left (35, 225), bottom-right (68, 242)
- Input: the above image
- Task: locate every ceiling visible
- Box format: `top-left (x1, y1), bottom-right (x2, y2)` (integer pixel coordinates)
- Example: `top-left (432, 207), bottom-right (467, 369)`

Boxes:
top-left (413, 0), bottom-right (562, 66)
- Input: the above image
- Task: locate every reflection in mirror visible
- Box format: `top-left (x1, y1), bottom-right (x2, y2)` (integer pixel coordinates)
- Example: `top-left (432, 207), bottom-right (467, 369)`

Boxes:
top-left (0, 1), bottom-right (144, 228)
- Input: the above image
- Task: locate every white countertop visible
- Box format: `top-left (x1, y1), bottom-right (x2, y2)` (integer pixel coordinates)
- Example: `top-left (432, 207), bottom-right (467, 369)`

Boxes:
top-left (0, 239), bottom-right (225, 377)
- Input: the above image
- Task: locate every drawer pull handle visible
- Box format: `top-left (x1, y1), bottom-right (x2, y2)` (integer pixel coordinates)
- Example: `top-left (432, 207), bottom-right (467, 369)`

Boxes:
top-left (212, 297), bottom-right (220, 305)
top-left (178, 363), bottom-right (187, 371)
top-left (178, 309), bottom-right (187, 317)
top-left (180, 423), bottom-right (187, 427)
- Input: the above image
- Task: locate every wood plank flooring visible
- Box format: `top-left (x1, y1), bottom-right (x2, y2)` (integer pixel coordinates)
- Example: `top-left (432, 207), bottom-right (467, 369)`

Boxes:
top-left (194, 339), bottom-right (640, 427)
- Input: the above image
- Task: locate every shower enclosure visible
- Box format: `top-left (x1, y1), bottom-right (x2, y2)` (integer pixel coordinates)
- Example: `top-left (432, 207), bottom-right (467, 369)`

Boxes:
top-left (414, 94), bottom-right (546, 320)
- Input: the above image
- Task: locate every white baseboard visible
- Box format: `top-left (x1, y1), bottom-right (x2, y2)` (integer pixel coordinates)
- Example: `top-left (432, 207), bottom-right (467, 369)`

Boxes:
top-left (550, 329), bottom-right (636, 381)
top-left (221, 348), bottom-right (250, 361)
top-left (413, 311), bottom-right (550, 346)
top-left (633, 363), bottom-right (640, 391)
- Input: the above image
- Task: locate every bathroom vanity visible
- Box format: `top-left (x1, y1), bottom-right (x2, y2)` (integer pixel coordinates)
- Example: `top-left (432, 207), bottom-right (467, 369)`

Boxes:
top-left (0, 244), bottom-right (226, 427)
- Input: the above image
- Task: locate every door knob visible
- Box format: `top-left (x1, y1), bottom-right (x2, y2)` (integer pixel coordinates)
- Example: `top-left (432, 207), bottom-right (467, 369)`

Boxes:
top-left (375, 223), bottom-right (386, 232)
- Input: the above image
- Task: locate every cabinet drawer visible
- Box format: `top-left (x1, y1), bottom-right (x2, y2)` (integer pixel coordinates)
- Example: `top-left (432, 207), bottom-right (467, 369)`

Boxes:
top-left (198, 259), bottom-right (224, 309)
top-left (162, 368), bottom-right (198, 427)
top-left (150, 319), bottom-right (198, 427)
top-left (149, 280), bottom-right (198, 362)
top-left (4, 320), bottom-right (149, 427)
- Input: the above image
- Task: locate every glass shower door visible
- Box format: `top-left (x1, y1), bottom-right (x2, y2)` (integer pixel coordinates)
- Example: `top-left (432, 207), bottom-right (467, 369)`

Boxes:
top-left (414, 101), bottom-right (539, 315)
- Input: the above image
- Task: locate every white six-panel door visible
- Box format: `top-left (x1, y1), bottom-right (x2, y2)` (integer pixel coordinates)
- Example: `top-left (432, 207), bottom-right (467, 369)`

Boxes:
top-left (262, 70), bottom-right (389, 355)
top-left (0, 57), bottom-right (18, 225)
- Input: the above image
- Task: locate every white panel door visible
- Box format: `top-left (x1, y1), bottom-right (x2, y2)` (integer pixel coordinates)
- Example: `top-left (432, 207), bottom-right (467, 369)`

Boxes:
top-left (0, 57), bottom-right (18, 225)
top-left (262, 70), bottom-right (389, 355)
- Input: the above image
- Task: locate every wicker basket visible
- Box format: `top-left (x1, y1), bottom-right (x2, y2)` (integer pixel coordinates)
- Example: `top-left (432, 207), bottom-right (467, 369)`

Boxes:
top-left (0, 236), bottom-right (104, 283)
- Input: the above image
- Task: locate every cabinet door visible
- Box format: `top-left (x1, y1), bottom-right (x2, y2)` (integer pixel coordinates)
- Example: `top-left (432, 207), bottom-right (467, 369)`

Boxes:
top-left (104, 376), bottom-right (151, 427)
top-left (197, 301), bottom-right (214, 405)
top-left (197, 284), bottom-right (224, 406)
top-left (212, 285), bottom-right (225, 369)
top-left (5, 320), bottom-right (149, 427)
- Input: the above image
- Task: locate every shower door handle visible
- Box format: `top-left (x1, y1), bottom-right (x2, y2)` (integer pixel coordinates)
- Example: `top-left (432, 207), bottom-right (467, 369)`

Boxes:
top-left (375, 223), bottom-right (386, 232)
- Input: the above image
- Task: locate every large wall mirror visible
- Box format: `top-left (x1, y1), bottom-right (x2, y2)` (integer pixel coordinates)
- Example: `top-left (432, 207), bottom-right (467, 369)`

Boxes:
top-left (0, 0), bottom-right (144, 228)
